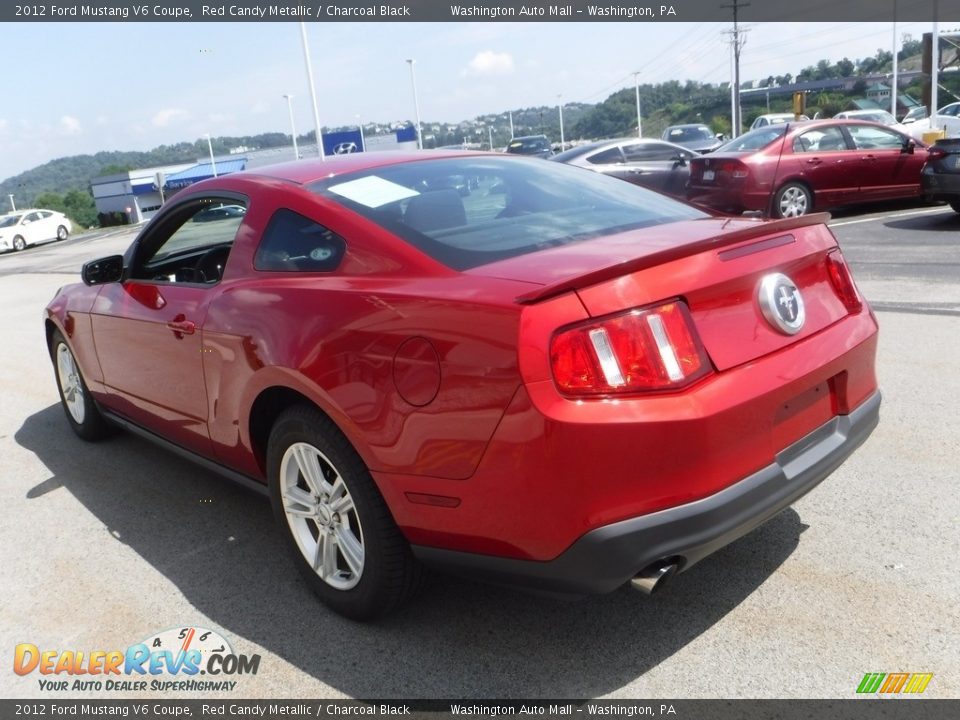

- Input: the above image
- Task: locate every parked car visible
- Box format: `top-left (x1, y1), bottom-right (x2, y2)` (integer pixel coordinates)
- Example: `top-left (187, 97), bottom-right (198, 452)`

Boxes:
top-left (661, 124), bottom-right (723, 153)
top-left (920, 137), bottom-right (960, 213)
top-left (901, 106), bottom-right (928, 124)
top-left (688, 119), bottom-right (927, 217)
top-left (749, 113), bottom-right (809, 130)
top-left (833, 109), bottom-right (907, 133)
top-left (192, 203), bottom-right (247, 222)
top-left (505, 135), bottom-right (553, 158)
top-left (46, 151), bottom-right (880, 619)
top-left (0, 209), bottom-right (72, 253)
top-left (550, 138), bottom-right (697, 197)
top-left (906, 102), bottom-right (960, 140)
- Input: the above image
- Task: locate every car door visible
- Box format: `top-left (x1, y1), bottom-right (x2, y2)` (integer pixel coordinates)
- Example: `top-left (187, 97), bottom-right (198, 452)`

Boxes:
top-left (20, 211), bottom-right (47, 246)
top-left (89, 195), bottom-right (247, 455)
top-left (616, 141), bottom-right (692, 196)
top-left (786, 125), bottom-right (861, 206)
top-left (846, 123), bottom-right (924, 200)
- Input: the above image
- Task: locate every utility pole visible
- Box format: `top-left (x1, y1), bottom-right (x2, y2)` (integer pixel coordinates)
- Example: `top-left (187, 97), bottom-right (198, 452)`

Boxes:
top-left (633, 72), bottom-right (642, 137)
top-left (722, 0), bottom-right (749, 137)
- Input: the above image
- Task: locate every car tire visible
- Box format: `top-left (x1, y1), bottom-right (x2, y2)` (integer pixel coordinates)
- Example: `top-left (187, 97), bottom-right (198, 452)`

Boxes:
top-left (267, 404), bottom-right (423, 620)
top-left (13, 235), bottom-right (26, 251)
top-left (57, 225), bottom-right (69, 241)
top-left (950, 201), bottom-right (960, 215)
top-left (50, 329), bottom-right (115, 441)
top-left (773, 182), bottom-right (812, 218)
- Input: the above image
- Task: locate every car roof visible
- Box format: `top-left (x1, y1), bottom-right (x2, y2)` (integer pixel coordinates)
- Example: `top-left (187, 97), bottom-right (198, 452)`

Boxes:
top-left (245, 150), bottom-right (487, 185)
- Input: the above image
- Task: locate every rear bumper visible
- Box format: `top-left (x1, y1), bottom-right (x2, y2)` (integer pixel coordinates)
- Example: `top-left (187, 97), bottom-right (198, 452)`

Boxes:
top-left (413, 390), bottom-right (880, 596)
top-left (686, 184), bottom-right (770, 213)
top-left (921, 166), bottom-right (960, 199)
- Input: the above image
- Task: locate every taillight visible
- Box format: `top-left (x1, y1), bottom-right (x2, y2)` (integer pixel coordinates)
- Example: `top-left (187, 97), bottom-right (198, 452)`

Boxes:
top-left (927, 147), bottom-right (947, 161)
top-left (550, 300), bottom-right (713, 396)
top-left (720, 161), bottom-right (749, 179)
top-left (825, 249), bottom-right (863, 313)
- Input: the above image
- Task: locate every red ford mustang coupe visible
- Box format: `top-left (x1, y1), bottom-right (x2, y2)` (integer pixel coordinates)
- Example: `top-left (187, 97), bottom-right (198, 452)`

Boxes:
top-left (45, 152), bottom-right (880, 619)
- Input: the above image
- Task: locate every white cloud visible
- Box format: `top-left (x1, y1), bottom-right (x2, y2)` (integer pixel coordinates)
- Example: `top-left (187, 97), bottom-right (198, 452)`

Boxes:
top-left (151, 108), bottom-right (189, 127)
top-left (60, 115), bottom-right (82, 136)
top-left (463, 51), bottom-right (515, 77)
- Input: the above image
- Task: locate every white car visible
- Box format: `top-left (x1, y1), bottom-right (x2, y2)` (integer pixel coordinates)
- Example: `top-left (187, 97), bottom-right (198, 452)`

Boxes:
top-left (833, 109), bottom-right (908, 133)
top-left (0, 209), bottom-right (72, 252)
top-left (906, 103), bottom-right (960, 140)
top-left (749, 113), bottom-right (809, 130)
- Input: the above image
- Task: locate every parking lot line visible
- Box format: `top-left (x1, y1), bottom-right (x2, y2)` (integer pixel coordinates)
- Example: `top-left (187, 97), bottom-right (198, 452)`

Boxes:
top-left (830, 207), bottom-right (950, 227)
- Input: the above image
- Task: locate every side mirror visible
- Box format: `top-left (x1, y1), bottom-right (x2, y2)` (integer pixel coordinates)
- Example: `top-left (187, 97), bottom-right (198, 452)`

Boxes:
top-left (902, 139), bottom-right (916, 155)
top-left (672, 154), bottom-right (688, 167)
top-left (82, 255), bottom-right (124, 286)
top-left (715, 133), bottom-right (726, 141)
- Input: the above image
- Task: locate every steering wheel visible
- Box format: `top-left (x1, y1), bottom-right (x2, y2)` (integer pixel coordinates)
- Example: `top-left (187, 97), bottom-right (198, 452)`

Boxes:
top-left (192, 246), bottom-right (231, 283)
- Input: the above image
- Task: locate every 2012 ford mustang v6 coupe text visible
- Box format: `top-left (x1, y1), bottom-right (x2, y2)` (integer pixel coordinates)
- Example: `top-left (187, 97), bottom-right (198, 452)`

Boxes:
top-left (45, 152), bottom-right (880, 619)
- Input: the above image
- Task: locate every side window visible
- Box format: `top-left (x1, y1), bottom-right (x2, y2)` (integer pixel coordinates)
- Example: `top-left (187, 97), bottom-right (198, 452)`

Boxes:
top-left (255, 209), bottom-right (346, 272)
top-left (623, 142), bottom-right (683, 162)
top-left (794, 126), bottom-right (847, 152)
top-left (586, 147), bottom-right (624, 165)
top-left (133, 198), bottom-right (247, 284)
top-left (848, 125), bottom-right (904, 150)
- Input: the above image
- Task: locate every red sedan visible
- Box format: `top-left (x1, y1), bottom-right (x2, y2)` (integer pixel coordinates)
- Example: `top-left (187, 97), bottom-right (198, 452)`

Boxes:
top-left (46, 152), bottom-right (880, 619)
top-left (687, 119), bottom-right (927, 217)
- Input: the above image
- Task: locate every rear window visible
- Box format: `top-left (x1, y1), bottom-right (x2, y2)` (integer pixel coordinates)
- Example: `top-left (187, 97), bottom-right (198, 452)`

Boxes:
top-left (717, 125), bottom-right (788, 152)
top-left (309, 157), bottom-right (706, 271)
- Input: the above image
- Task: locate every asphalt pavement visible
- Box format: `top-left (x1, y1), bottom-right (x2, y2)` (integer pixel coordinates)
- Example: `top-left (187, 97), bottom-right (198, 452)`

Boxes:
top-left (0, 205), bottom-right (957, 699)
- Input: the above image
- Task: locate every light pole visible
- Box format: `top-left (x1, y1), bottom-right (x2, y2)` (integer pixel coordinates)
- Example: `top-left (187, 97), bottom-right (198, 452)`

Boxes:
top-left (488, 126), bottom-right (494, 151)
top-left (300, 22), bottom-right (325, 160)
top-left (283, 94), bottom-right (299, 160)
top-left (634, 72), bottom-right (643, 137)
top-left (509, 111), bottom-right (514, 139)
top-left (205, 134), bottom-right (218, 177)
top-left (557, 95), bottom-right (565, 150)
top-left (406, 59), bottom-right (423, 150)
top-left (356, 115), bottom-right (365, 151)
top-left (7, 194), bottom-right (14, 212)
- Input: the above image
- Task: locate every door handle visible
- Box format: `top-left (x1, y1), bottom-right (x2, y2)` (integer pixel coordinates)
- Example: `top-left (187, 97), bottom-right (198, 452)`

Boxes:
top-left (166, 318), bottom-right (196, 336)
top-left (806, 158), bottom-right (822, 165)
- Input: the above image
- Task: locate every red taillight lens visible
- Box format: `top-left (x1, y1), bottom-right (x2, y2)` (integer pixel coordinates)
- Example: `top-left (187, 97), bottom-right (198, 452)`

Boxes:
top-left (928, 147), bottom-right (947, 161)
top-left (825, 249), bottom-right (863, 313)
top-left (720, 161), bottom-right (749, 179)
top-left (550, 300), bottom-right (713, 396)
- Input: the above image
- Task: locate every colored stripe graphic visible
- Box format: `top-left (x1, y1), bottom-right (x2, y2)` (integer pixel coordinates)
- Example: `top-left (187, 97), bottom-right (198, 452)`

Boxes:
top-left (904, 673), bottom-right (934, 694)
top-left (856, 672), bottom-right (933, 694)
top-left (857, 673), bottom-right (885, 694)
top-left (880, 673), bottom-right (910, 693)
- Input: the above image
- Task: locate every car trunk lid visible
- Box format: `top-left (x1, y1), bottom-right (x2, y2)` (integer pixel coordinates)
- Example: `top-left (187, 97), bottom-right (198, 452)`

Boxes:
top-left (469, 213), bottom-right (856, 372)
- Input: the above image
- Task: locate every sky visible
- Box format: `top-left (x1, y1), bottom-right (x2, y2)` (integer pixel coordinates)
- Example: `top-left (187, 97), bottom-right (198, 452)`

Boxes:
top-left (0, 20), bottom-right (949, 180)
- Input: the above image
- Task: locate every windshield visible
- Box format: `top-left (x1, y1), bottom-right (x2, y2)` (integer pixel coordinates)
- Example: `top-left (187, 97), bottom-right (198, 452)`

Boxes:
top-left (665, 126), bottom-right (713, 142)
top-left (507, 137), bottom-right (550, 154)
top-left (717, 125), bottom-right (788, 152)
top-left (0, 215), bottom-right (22, 228)
top-left (309, 157), bottom-right (707, 271)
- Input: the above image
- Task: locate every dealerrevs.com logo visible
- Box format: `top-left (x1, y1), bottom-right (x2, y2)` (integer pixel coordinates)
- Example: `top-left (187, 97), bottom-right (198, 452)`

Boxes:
top-left (13, 627), bottom-right (260, 692)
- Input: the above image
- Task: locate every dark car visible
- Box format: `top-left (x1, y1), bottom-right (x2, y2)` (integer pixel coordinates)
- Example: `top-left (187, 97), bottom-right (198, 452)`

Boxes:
top-left (550, 138), bottom-right (697, 197)
top-left (661, 124), bottom-right (723, 153)
top-left (192, 204), bottom-right (247, 222)
top-left (687, 120), bottom-right (927, 217)
top-left (921, 138), bottom-right (960, 213)
top-left (46, 151), bottom-right (879, 619)
top-left (505, 134), bottom-right (553, 158)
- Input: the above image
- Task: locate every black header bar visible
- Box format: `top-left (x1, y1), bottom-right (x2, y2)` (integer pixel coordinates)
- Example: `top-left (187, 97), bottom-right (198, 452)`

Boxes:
top-left (3, 0), bottom-right (954, 23)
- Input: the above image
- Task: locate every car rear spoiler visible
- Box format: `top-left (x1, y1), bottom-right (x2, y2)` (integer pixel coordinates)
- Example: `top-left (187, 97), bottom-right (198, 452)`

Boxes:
top-left (514, 212), bottom-right (832, 305)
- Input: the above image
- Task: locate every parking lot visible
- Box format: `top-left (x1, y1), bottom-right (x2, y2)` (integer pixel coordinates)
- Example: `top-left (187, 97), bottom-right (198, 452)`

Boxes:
top-left (1, 204), bottom-right (958, 699)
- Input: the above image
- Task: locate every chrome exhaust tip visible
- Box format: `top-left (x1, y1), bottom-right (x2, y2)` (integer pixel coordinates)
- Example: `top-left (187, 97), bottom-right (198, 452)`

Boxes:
top-left (630, 561), bottom-right (679, 595)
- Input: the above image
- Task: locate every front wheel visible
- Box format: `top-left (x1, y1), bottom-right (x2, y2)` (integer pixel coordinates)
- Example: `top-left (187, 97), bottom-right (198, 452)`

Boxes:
top-left (51, 330), bottom-right (114, 441)
top-left (13, 235), bottom-right (26, 251)
top-left (773, 182), bottom-right (812, 218)
top-left (267, 405), bottom-right (423, 620)
top-left (56, 225), bottom-right (69, 241)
